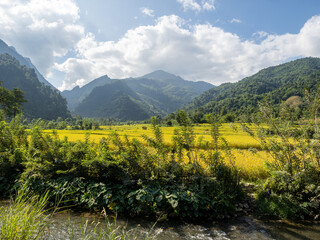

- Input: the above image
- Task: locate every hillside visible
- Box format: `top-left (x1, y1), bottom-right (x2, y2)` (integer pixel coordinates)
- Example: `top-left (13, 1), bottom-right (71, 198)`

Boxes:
top-left (0, 53), bottom-right (70, 120)
top-left (74, 80), bottom-right (150, 121)
top-left (187, 57), bottom-right (320, 119)
top-left (0, 39), bottom-right (55, 89)
top-left (63, 70), bottom-right (214, 121)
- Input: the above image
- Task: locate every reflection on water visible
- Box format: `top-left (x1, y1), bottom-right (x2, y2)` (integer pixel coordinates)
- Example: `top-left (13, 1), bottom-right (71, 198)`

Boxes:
top-left (1, 201), bottom-right (320, 240)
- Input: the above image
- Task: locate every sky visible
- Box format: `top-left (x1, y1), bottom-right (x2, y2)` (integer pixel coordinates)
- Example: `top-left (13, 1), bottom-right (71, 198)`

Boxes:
top-left (0, 0), bottom-right (320, 91)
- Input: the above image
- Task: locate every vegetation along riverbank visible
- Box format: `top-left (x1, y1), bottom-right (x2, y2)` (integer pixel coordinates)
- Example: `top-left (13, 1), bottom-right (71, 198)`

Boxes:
top-left (1, 94), bottom-right (320, 222)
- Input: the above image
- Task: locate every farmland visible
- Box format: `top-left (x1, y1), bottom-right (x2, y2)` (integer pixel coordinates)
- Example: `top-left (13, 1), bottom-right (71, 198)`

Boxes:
top-left (43, 123), bottom-right (270, 180)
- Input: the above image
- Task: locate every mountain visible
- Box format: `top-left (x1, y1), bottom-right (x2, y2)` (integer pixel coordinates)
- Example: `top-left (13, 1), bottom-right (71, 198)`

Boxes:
top-left (0, 53), bottom-right (70, 120)
top-left (74, 80), bottom-right (150, 121)
top-left (0, 39), bottom-right (55, 89)
top-left (186, 57), bottom-right (320, 120)
top-left (63, 70), bottom-right (214, 121)
top-left (62, 75), bottom-right (112, 111)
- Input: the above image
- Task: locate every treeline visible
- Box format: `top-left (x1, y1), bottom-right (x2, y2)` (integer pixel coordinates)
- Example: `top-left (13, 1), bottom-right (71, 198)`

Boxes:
top-left (25, 117), bottom-right (101, 130)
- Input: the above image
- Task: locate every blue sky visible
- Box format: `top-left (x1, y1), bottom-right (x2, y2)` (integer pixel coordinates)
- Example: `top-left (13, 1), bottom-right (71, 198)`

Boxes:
top-left (77, 0), bottom-right (318, 41)
top-left (0, 0), bottom-right (319, 90)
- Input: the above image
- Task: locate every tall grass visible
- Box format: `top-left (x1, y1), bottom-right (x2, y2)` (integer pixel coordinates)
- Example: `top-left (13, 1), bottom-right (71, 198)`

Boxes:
top-left (0, 188), bottom-right (156, 240)
top-left (0, 186), bottom-right (50, 240)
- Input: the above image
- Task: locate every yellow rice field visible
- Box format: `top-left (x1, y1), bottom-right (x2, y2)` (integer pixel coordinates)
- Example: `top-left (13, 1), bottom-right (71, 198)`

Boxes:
top-left (43, 123), bottom-right (272, 179)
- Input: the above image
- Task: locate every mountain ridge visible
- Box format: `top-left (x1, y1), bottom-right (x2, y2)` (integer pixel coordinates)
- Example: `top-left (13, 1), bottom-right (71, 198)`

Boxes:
top-left (63, 70), bottom-right (214, 121)
top-left (0, 39), bottom-right (55, 89)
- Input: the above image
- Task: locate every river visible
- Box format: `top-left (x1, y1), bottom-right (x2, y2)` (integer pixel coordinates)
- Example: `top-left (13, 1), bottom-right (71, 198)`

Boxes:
top-left (1, 201), bottom-right (319, 239)
top-left (43, 210), bottom-right (320, 239)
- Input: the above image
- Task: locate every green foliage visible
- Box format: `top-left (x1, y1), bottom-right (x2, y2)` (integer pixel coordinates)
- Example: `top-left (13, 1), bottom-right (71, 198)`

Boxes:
top-left (244, 88), bottom-right (320, 219)
top-left (0, 116), bottom-right (27, 196)
top-left (0, 114), bottom-right (242, 219)
top-left (257, 169), bottom-right (320, 219)
top-left (0, 186), bottom-right (51, 240)
top-left (0, 83), bottom-right (26, 118)
top-left (0, 185), bottom-right (156, 240)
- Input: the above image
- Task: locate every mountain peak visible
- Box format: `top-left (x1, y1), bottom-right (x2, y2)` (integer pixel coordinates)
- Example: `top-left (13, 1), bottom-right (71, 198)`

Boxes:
top-left (141, 70), bottom-right (182, 81)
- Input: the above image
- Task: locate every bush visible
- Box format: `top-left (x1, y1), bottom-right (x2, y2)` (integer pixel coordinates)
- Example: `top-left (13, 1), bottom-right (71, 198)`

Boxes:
top-left (245, 93), bottom-right (320, 219)
top-left (0, 114), bottom-right (243, 219)
top-left (257, 168), bottom-right (320, 219)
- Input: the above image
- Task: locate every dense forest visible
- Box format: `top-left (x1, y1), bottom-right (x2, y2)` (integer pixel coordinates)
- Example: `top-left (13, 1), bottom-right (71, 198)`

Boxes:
top-left (0, 54), bottom-right (70, 120)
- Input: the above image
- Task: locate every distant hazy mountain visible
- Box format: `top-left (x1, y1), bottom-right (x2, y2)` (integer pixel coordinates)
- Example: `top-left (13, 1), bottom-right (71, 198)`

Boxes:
top-left (63, 70), bottom-right (214, 121)
top-left (186, 57), bottom-right (320, 120)
top-left (0, 39), bottom-right (55, 89)
top-left (0, 54), bottom-right (70, 120)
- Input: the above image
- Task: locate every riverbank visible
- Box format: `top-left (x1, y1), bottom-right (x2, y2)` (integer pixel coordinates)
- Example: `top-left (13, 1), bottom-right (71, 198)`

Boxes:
top-left (1, 195), bottom-right (320, 240)
top-left (29, 208), bottom-right (320, 239)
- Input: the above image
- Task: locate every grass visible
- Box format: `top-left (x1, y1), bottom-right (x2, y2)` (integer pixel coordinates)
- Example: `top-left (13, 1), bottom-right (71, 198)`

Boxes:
top-left (0, 188), bottom-right (157, 240)
top-left (0, 187), bottom-right (51, 240)
top-left (67, 211), bottom-right (157, 240)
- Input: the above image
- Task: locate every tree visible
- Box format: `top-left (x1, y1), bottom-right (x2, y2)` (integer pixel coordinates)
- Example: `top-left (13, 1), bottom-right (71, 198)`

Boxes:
top-left (11, 88), bottom-right (26, 117)
top-left (176, 110), bottom-right (189, 126)
top-left (0, 82), bottom-right (26, 118)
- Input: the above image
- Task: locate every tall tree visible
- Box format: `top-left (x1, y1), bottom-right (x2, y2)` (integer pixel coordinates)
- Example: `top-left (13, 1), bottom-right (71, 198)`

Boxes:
top-left (0, 82), bottom-right (26, 117)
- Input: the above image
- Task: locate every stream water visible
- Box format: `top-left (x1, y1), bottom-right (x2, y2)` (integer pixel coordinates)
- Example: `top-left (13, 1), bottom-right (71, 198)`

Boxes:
top-left (44, 210), bottom-right (320, 239)
top-left (1, 201), bottom-right (320, 239)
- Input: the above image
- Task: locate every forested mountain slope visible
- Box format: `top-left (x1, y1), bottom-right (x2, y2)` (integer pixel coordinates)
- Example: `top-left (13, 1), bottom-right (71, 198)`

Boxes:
top-left (0, 54), bottom-right (70, 119)
top-left (187, 57), bottom-right (320, 119)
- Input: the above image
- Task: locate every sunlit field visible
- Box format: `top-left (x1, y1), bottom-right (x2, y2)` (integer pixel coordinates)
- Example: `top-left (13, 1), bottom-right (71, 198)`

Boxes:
top-left (44, 123), bottom-right (261, 148)
top-left (43, 123), bottom-right (271, 180)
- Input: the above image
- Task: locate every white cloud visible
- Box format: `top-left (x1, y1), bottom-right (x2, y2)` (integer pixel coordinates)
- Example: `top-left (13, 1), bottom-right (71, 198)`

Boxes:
top-left (0, 0), bottom-right (84, 77)
top-left (177, 0), bottom-right (215, 12)
top-left (230, 18), bottom-right (241, 24)
top-left (141, 7), bottom-right (155, 17)
top-left (56, 14), bottom-right (320, 90)
top-left (202, 0), bottom-right (215, 10)
top-left (1, 0), bottom-right (320, 92)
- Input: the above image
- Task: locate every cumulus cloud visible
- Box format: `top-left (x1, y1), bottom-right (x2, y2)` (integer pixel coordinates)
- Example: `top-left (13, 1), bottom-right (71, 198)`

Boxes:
top-left (55, 14), bottom-right (320, 90)
top-left (177, 0), bottom-right (215, 12)
top-left (141, 7), bottom-right (155, 17)
top-left (1, 0), bottom-right (320, 92)
top-left (0, 0), bottom-right (84, 77)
